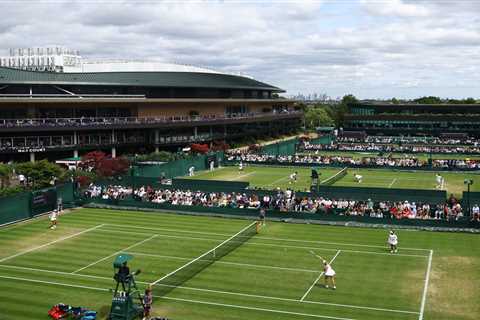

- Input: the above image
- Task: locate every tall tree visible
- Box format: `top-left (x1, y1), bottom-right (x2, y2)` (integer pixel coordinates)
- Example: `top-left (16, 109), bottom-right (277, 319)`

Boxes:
top-left (304, 107), bottom-right (334, 130)
top-left (15, 160), bottom-right (66, 189)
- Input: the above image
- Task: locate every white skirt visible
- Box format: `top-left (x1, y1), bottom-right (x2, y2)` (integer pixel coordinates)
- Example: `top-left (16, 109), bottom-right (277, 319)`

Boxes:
top-left (325, 269), bottom-right (336, 277)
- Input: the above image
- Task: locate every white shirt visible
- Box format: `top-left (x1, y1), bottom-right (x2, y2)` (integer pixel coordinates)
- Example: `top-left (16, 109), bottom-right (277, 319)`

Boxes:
top-left (388, 234), bottom-right (398, 245)
top-left (50, 212), bottom-right (58, 221)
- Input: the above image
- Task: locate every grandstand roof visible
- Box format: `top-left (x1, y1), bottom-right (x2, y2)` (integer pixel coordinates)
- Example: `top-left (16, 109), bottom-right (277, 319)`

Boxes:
top-left (0, 66), bottom-right (283, 92)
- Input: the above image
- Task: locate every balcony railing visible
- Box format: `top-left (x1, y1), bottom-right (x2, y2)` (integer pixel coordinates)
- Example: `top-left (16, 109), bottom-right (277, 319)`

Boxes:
top-left (0, 111), bottom-right (302, 129)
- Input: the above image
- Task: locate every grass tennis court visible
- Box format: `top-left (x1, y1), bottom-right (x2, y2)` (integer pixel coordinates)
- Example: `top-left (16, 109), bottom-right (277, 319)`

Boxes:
top-left (187, 165), bottom-right (480, 197)
top-left (1, 208), bottom-right (479, 320)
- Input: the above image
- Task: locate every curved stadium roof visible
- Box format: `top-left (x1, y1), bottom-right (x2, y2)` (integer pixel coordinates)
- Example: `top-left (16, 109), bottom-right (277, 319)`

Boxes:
top-left (0, 66), bottom-right (283, 92)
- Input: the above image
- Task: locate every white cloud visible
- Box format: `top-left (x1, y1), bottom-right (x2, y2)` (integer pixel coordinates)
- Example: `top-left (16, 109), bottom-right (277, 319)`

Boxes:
top-left (361, 0), bottom-right (430, 17)
top-left (0, 0), bottom-right (478, 99)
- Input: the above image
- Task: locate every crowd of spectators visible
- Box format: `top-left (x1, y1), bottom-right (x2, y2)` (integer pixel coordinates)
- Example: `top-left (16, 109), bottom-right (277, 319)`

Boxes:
top-left (303, 141), bottom-right (480, 154)
top-left (225, 152), bottom-right (480, 170)
top-left (85, 184), bottom-right (472, 222)
top-left (336, 135), bottom-right (480, 146)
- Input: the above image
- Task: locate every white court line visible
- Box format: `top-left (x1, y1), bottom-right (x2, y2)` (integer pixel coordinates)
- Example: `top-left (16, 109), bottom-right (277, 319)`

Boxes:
top-left (161, 296), bottom-right (357, 320)
top-left (0, 274), bottom-right (111, 292)
top-left (100, 226), bottom-right (428, 258)
top-left (71, 234), bottom-right (158, 274)
top-left (0, 224), bottom-right (105, 263)
top-left (98, 227), bottom-right (221, 243)
top-left (0, 264), bottom-right (123, 282)
top-left (0, 263), bottom-right (418, 315)
top-left (104, 223), bottom-right (432, 251)
top-left (154, 281), bottom-right (419, 315)
top-left (230, 171), bottom-right (255, 181)
top-left (152, 221), bottom-right (256, 285)
top-left (388, 178), bottom-right (397, 188)
top-left (125, 251), bottom-right (319, 273)
top-left (266, 175), bottom-right (290, 186)
top-left (0, 274), bottom-right (356, 320)
top-left (418, 250), bottom-right (434, 320)
top-left (300, 250), bottom-right (341, 301)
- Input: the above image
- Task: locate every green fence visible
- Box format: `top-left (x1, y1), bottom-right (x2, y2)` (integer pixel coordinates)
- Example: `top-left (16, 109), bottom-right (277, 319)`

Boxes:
top-left (310, 135), bottom-right (333, 145)
top-left (133, 152), bottom-right (224, 178)
top-left (462, 191), bottom-right (480, 209)
top-left (260, 138), bottom-right (298, 156)
top-left (0, 192), bottom-right (32, 226)
top-left (0, 183), bottom-right (75, 226)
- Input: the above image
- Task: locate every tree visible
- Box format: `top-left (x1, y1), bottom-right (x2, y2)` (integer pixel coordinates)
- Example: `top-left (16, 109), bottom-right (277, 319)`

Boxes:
top-left (80, 151), bottom-right (130, 178)
top-left (304, 107), bottom-right (334, 130)
top-left (190, 143), bottom-right (209, 154)
top-left (15, 160), bottom-right (66, 189)
top-left (0, 163), bottom-right (12, 188)
top-left (413, 96), bottom-right (442, 104)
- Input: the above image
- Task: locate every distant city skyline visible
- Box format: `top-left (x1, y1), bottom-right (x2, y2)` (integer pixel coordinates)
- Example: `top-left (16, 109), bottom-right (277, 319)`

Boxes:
top-left (0, 0), bottom-right (478, 99)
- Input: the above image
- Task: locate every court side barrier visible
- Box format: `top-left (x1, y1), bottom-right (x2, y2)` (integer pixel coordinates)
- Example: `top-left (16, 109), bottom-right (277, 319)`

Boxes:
top-left (132, 152), bottom-right (224, 179)
top-left (462, 191), bottom-right (480, 209)
top-left (0, 183), bottom-right (76, 226)
top-left (260, 138), bottom-right (299, 156)
top-left (87, 198), bottom-right (479, 230)
top-left (309, 135), bottom-right (333, 145)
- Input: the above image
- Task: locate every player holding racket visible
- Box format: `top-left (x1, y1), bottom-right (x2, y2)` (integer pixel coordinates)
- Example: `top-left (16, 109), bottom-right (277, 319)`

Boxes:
top-left (310, 251), bottom-right (336, 289)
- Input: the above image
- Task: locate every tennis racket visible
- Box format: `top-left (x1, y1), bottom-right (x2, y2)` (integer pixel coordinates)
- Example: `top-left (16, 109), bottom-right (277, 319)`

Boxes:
top-left (309, 250), bottom-right (325, 261)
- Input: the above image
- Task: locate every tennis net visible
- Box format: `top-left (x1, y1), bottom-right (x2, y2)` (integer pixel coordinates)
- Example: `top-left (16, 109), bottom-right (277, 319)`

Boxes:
top-left (151, 221), bottom-right (257, 296)
top-left (320, 167), bottom-right (348, 186)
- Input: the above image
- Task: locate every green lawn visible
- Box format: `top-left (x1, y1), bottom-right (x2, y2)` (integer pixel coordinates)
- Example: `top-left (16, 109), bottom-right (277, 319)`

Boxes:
top-left (188, 165), bottom-right (480, 198)
top-left (0, 208), bottom-right (478, 320)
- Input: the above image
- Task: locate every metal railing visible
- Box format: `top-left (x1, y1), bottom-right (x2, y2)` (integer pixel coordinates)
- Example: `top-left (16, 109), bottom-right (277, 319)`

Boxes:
top-left (0, 111), bottom-right (302, 128)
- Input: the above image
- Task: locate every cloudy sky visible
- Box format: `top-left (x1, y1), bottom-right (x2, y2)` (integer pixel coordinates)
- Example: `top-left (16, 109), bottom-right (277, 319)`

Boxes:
top-left (0, 0), bottom-right (479, 99)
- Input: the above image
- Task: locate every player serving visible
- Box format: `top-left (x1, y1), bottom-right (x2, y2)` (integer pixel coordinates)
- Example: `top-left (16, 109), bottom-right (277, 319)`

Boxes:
top-left (388, 230), bottom-right (398, 253)
top-left (310, 251), bottom-right (336, 289)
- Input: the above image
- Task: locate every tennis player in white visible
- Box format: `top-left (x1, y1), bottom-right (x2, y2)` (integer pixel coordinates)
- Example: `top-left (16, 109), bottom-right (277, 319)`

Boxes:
top-left (323, 260), bottom-right (336, 289)
top-left (49, 210), bottom-right (58, 230)
top-left (388, 230), bottom-right (398, 253)
top-left (354, 173), bottom-right (363, 183)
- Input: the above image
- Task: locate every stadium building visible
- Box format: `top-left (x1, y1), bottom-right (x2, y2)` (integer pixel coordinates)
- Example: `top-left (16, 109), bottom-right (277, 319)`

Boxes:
top-left (344, 102), bottom-right (480, 136)
top-left (0, 47), bottom-right (301, 162)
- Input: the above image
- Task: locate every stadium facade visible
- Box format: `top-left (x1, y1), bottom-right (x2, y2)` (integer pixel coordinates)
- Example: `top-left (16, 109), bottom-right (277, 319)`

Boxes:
top-left (344, 102), bottom-right (480, 136)
top-left (0, 47), bottom-right (301, 162)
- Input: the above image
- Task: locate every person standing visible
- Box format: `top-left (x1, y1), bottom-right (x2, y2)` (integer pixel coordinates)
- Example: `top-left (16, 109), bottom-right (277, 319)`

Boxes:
top-left (388, 230), bottom-right (398, 253)
top-left (49, 210), bottom-right (58, 230)
top-left (323, 260), bottom-right (336, 289)
top-left (143, 286), bottom-right (153, 320)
